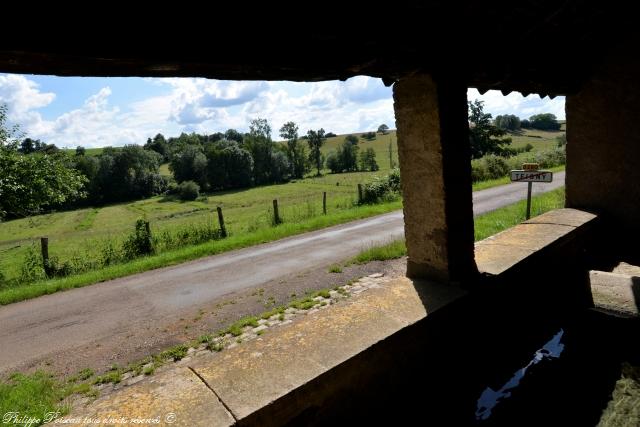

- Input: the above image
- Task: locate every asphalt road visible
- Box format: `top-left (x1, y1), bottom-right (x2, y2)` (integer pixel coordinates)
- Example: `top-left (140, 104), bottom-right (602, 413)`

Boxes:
top-left (0, 172), bottom-right (564, 373)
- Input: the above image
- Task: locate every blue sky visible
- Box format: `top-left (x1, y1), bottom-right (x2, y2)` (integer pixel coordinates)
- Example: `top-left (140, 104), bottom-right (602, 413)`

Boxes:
top-left (0, 73), bottom-right (565, 149)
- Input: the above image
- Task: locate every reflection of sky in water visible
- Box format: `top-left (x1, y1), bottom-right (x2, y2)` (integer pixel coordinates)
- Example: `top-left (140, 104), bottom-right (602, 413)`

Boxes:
top-left (476, 329), bottom-right (565, 421)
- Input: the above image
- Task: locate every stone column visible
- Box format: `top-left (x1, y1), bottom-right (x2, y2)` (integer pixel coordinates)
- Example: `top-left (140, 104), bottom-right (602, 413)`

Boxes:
top-left (566, 51), bottom-right (640, 236)
top-left (393, 74), bottom-right (477, 284)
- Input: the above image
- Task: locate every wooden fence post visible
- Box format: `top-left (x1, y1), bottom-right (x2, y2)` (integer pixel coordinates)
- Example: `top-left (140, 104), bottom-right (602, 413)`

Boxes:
top-left (41, 237), bottom-right (51, 277)
top-left (323, 192), bottom-right (327, 215)
top-left (357, 184), bottom-right (363, 204)
top-left (216, 207), bottom-right (227, 237)
top-left (273, 199), bottom-right (281, 225)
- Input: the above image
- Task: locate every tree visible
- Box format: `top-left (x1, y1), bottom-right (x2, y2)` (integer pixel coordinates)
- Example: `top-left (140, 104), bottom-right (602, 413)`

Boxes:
top-left (362, 131), bottom-right (376, 141)
top-left (205, 140), bottom-right (253, 190)
top-left (0, 148), bottom-right (87, 219)
top-left (359, 148), bottom-right (379, 171)
top-left (326, 151), bottom-right (341, 173)
top-left (0, 103), bottom-right (86, 218)
top-left (249, 118), bottom-right (271, 139)
top-left (528, 113), bottom-right (561, 131)
top-left (0, 103), bottom-right (23, 149)
top-left (377, 124), bottom-right (389, 134)
top-left (344, 134), bottom-right (359, 145)
top-left (224, 129), bottom-right (244, 143)
top-left (169, 144), bottom-right (208, 188)
top-left (306, 128), bottom-right (326, 175)
top-left (494, 114), bottom-right (521, 131)
top-left (75, 146), bottom-right (86, 156)
top-left (338, 140), bottom-right (359, 172)
top-left (144, 133), bottom-right (168, 160)
top-left (468, 100), bottom-right (512, 159)
top-left (245, 118), bottom-right (275, 185)
top-left (279, 121), bottom-right (307, 179)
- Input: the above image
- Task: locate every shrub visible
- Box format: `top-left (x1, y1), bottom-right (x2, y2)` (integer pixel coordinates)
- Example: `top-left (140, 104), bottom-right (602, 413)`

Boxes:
top-left (361, 168), bottom-right (402, 204)
top-left (556, 134), bottom-right (567, 147)
top-left (20, 244), bottom-right (46, 283)
top-left (123, 219), bottom-right (154, 258)
top-left (178, 181), bottom-right (200, 201)
top-left (344, 135), bottom-right (359, 145)
top-left (484, 155), bottom-right (510, 178)
top-left (165, 181), bottom-right (179, 196)
top-left (361, 132), bottom-right (376, 141)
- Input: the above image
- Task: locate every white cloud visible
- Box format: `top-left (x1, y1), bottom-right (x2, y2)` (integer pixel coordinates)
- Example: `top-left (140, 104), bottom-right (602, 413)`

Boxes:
top-left (0, 74), bottom-right (567, 149)
top-left (0, 74), bottom-right (55, 114)
top-left (467, 89), bottom-right (566, 120)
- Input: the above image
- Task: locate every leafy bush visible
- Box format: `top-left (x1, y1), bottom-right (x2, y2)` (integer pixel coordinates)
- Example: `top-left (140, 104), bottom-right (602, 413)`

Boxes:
top-left (361, 168), bottom-right (401, 204)
top-left (470, 147), bottom-right (565, 183)
top-left (556, 134), bottom-right (567, 147)
top-left (484, 155), bottom-right (510, 178)
top-left (361, 132), bottom-right (376, 141)
top-left (344, 135), bottom-right (359, 145)
top-left (178, 181), bottom-right (200, 201)
top-left (123, 219), bottom-right (154, 258)
top-left (20, 245), bottom-right (46, 283)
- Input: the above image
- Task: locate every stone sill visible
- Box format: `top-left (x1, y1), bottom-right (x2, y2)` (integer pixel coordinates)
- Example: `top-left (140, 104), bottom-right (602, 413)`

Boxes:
top-left (475, 208), bottom-right (598, 277)
top-left (63, 276), bottom-right (466, 426)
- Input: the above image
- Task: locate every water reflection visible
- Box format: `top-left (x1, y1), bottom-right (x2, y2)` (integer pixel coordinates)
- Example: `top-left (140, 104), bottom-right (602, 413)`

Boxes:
top-left (476, 328), bottom-right (565, 421)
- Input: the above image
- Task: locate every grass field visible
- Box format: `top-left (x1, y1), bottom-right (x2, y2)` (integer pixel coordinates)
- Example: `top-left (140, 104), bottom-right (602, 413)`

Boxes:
top-left (0, 128), bottom-right (564, 290)
top-left (0, 172), bottom-right (396, 286)
top-left (509, 128), bottom-right (564, 151)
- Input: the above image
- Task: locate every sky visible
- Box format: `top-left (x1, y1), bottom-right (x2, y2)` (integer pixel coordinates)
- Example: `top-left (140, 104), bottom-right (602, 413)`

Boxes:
top-left (0, 73), bottom-right (566, 149)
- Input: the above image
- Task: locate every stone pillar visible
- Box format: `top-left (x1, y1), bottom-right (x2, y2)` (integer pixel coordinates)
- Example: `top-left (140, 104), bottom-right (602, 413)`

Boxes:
top-left (566, 49), bottom-right (640, 236)
top-left (393, 74), bottom-right (477, 284)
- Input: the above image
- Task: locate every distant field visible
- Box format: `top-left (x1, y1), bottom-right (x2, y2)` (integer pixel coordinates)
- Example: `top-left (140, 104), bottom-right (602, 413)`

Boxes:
top-left (0, 128), bottom-right (563, 284)
top-left (0, 169), bottom-right (395, 283)
top-left (509, 128), bottom-right (564, 152)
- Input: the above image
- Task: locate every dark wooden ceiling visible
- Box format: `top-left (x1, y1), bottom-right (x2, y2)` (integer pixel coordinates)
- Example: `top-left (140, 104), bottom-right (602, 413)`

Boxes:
top-left (1, 2), bottom-right (635, 96)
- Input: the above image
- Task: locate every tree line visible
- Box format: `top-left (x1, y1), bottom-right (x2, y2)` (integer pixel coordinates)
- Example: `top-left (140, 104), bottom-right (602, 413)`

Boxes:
top-left (494, 112), bottom-right (562, 131)
top-left (468, 100), bottom-right (564, 159)
top-left (1, 106), bottom-right (383, 219)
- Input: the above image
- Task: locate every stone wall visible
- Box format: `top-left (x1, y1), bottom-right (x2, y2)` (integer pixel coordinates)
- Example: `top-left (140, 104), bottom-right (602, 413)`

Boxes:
top-left (566, 46), bottom-right (640, 239)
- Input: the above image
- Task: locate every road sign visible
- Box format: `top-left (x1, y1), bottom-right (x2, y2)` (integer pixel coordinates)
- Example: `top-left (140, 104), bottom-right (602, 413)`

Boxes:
top-left (510, 164), bottom-right (554, 220)
top-left (510, 170), bottom-right (553, 183)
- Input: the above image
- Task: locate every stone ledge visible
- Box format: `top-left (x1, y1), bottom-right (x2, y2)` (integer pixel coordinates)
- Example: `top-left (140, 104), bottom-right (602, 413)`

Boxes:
top-left (590, 270), bottom-right (640, 318)
top-left (475, 208), bottom-right (598, 276)
top-left (58, 366), bottom-right (235, 426)
top-left (62, 276), bottom-right (465, 426)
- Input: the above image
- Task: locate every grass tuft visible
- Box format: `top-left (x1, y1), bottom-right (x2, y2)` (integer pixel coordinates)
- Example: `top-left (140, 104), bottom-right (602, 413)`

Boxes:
top-left (328, 265), bottom-right (343, 273)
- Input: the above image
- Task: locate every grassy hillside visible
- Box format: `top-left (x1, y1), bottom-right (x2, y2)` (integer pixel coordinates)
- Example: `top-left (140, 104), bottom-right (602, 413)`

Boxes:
top-left (0, 171), bottom-right (397, 283)
top-left (319, 131), bottom-right (399, 170)
top-left (509, 128), bottom-right (564, 151)
top-left (0, 127), bottom-right (563, 285)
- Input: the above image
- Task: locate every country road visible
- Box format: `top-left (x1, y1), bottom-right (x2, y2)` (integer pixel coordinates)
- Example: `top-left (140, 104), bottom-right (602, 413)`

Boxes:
top-left (0, 173), bottom-right (564, 374)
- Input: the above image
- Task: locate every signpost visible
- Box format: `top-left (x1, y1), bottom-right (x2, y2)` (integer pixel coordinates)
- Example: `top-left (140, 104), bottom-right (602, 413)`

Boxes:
top-left (510, 163), bottom-right (553, 219)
